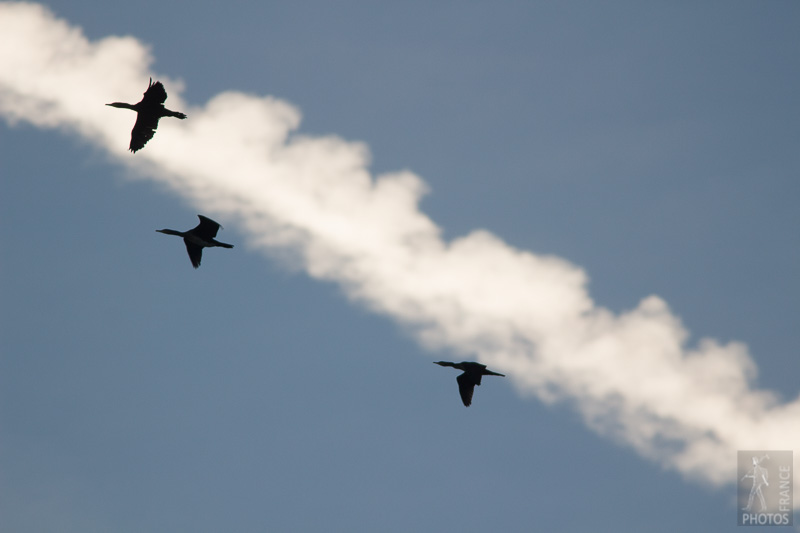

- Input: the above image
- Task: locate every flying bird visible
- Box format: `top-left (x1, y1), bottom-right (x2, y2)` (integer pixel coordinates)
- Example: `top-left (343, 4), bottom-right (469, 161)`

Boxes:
top-left (156, 215), bottom-right (233, 268)
top-left (106, 78), bottom-right (187, 152)
top-left (433, 361), bottom-right (505, 407)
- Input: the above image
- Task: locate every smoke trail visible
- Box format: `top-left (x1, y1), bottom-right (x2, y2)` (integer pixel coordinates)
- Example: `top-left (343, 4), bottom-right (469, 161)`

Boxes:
top-left (1, 2), bottom-right (797, 490)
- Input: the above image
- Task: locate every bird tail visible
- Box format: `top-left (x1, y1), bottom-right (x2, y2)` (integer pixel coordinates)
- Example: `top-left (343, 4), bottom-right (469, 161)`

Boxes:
top-left (214, 241), bottom-right (234, 249)
top-left (167, 109), bottom-right (187, 119)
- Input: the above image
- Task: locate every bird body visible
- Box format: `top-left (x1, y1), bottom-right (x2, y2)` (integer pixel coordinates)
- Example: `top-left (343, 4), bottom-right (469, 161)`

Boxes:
top-left (434, 361), bottom-right (505, 406)
top-left (107, 78), bottom-right (186, 152)
top-left (156, 215), bottom-right (233, 268)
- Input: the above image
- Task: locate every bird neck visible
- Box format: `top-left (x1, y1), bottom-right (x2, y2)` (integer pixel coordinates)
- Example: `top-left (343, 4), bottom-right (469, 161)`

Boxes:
top-left (156, 229), bottom-right (184, 237)
top-left (106, 102), bottom-right (137, 111)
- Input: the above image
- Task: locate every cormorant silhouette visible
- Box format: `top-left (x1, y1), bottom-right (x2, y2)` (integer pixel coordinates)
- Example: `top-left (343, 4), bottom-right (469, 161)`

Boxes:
top-left (156, 215), bottom-right (233, 268)
top-left (434, 361), bottom-right (505, 407)
top-left (107, 78), bottom-right (186, 153)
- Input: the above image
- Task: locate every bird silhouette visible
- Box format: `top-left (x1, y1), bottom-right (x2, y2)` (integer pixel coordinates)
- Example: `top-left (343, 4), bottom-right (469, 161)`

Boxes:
top-left (433, 361), bottom-right (505, 407)
top-left (107, 78), bottom-right (186, 153)
top-left (156, 215), bottom-right (233, 268)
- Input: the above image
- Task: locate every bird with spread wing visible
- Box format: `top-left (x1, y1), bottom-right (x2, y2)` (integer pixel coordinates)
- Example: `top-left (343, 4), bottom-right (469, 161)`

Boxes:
top-left (156, 215), bottom-right (234, 269)
top-left (107, 78), bottom-right (186, 152)
top-left (434, 361), bottom-right (505, 407)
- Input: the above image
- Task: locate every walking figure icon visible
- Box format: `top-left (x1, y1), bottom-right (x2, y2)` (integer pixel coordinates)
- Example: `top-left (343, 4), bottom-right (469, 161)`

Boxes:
top-left (741, 454), bottom-right (769, 512)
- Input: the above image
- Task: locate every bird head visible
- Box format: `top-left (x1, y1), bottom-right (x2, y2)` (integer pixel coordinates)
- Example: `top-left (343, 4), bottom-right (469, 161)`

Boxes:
top-left (156, 229), bottom-right (183, 237)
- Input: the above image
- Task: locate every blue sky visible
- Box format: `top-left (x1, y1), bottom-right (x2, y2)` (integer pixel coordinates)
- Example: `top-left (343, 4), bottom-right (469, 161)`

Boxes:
top-left (1, 2), bottom-right (799, 532)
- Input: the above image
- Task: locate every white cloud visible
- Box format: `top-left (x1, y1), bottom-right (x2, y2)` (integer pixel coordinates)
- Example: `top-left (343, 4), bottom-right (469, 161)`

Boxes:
top-left (1, 2), bottom-right (797, 491)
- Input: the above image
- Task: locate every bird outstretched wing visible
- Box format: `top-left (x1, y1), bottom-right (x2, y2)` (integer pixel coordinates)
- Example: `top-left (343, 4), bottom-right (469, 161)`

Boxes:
top-left (141, 78), bottom-right (168, 105)
top-left (184, 241), bottom-right (203, 269)
top-left (193, 215), bottom-right (223, 239)
top-left (456, 372), bottom-right (477, 407)
top-left (129, 113), bottom-right (160, 152)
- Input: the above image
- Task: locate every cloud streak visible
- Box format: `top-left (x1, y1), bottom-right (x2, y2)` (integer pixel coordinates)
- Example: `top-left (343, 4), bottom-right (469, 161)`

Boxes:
top-left (1, 2), bottom-right (797, 490)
